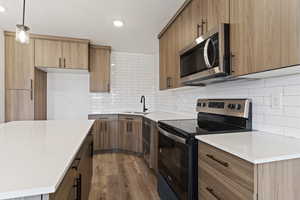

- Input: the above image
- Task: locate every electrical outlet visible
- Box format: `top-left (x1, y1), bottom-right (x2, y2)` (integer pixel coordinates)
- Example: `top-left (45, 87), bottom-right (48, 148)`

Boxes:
top-left (271, 92), bottom-right (282, 109)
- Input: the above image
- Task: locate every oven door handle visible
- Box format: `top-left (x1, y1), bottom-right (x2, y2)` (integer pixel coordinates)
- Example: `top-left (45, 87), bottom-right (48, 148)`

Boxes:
top-left (158, 127), bottom-right (186, 144)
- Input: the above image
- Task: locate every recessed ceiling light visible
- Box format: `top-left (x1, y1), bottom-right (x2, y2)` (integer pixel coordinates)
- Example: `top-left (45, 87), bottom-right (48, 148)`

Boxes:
top-left (0, 5), bottom-right (6, 13)
top-left (113, 20), bottom-right (124, 28)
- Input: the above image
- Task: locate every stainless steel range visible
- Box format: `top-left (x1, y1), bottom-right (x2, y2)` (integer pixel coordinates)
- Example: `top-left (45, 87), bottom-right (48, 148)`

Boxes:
top-left (157, 99), bottom-right (252, 200)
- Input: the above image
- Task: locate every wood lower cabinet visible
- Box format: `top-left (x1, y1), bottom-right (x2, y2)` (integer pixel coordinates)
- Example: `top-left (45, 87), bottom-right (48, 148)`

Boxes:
top-left (89, 45), bottom-right (111, 93)
top-left (91, 115), bottom-right (119, 152)
top-left (119, 115), bottom-right (143, 153)
top-left (50, 134), bottom-right (93, 200)
top-left (199, 142), bottom-right (300, 200)
top-left (143, 118), bottom-right (159, 173)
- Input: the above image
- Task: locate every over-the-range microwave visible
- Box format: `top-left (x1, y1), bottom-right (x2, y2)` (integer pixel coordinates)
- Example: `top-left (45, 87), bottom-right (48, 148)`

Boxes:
top-left (180, 24), bottom-right (230, 86)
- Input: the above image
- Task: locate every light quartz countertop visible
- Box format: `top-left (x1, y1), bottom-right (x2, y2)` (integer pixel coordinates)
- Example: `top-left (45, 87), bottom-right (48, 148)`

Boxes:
top-left (196, 131), bottom-right (300, 164)
top-left (0, 120), bottom-right (94, 200)
top-left (89, 111), bottom-right (196, 122)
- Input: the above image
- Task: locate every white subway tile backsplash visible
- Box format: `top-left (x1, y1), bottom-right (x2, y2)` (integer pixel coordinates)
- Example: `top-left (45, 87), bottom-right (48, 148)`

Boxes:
top-left (47, 50), bottom-right (300, 139)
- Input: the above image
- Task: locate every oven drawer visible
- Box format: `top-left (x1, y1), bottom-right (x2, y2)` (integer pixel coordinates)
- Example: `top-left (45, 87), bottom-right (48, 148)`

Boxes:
top-left (199, 161), bottom-right (254, 200)
top-left (198, 142), bottom-right (254, 193)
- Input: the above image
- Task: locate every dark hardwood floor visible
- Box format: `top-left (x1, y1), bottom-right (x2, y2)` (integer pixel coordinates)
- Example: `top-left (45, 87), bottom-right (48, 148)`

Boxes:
top-left (89, 153), bottom-right (160, 200)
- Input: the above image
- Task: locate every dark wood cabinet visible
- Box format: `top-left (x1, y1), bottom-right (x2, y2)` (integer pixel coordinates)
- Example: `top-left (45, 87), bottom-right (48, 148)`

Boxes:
top-left (143, 118), bottom-right (159, 173)
top-left (119, 115), bottom-right (143, 153)
top-left (91, 115), bottom-right (119, 152)
top-left (50, 133), bottom-right (93, 200)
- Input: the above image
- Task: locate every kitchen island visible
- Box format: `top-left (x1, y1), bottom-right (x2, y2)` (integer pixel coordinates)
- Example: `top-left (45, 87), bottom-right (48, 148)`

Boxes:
top-left (0, 120), bottom-right (94, 200)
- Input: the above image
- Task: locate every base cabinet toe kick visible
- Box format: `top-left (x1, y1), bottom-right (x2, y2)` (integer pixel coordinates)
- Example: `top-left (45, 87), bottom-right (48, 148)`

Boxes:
top-left (198, 142), bottom-right (300, 200)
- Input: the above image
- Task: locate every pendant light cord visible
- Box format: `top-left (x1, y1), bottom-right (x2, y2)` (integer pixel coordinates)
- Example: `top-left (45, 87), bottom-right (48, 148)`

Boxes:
top-left (22, 0), bottom-right (26, 25)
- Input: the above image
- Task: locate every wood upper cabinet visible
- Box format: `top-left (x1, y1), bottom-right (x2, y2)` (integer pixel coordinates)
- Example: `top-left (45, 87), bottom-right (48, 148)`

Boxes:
top-left (5, 36), bottom-right (34, 90)
top-left (159, 20), bottom-right (180, 90)
top-left (280, 0), bottom-right (300, 67)
top-left (230, 0), bottom-right (300, 76)
top-left (230, 0), bottom-right (281, 76)
top-left (34, 38), bottom-right (89, 70)
top-left (62, 41), bottom-right (89, 69)
top-left (89, 45), bottom-right (111, 93)
top-left (35, 39), bottom-right (62, 68)
top-left (119, 115), bottom-right (143, 153)
top-left (203, 0), bottom-right (229, 32)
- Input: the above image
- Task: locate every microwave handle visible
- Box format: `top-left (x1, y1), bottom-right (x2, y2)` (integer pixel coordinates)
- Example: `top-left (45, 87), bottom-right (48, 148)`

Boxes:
top-left (204, 38), bottom-right (217, 69)
top-left (158, 127), bottom-right (186, 144)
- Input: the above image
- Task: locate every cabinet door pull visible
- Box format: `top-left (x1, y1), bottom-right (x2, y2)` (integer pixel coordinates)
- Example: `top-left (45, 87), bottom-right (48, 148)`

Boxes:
top-left (166, 77), bottom-right (172, 88)
top-left (63, 58), bottom-right (66, 68)
top-left (230, 53), bottom-right (235, 73)
top-left (206, 154), bottom-right (229, 167)
top-left (59, 57), bottom-right (62, 67)
top-left (206, 187), bottom-right (221, 200)
top-left (30, 79), bottom-right (33, 100)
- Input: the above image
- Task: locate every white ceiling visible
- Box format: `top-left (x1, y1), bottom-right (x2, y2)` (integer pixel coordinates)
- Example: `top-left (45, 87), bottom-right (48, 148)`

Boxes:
top-left (0, 0), bottom-right (185, 54)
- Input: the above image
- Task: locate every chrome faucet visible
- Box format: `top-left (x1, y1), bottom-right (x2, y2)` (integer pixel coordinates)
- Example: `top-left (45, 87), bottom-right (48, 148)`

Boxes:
top-left (140, 95), bottom-right (148, 113)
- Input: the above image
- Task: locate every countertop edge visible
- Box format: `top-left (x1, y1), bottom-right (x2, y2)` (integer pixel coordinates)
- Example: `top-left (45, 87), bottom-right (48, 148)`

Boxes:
top-left (196, 134), bottom-right (300, 164)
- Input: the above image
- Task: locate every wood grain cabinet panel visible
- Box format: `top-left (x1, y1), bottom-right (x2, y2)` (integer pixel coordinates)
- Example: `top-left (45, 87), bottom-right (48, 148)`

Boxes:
top-left (206, 0), bottom-right (229, 31)
top-left (34, 39), bottom-right (62, 68)
top-left (92, 116), bottom-right (119, 152)
top-left (119, 115), bottom-right (143, 153)
top-left (89, 45), bottom-right (111, 92)
top-left (199, 142), bottom-right (300, 200)
top-left (5, 90), bottom-right (34, 122)
top-left (62, 41), bottom-right (89, 70)
top-left (230, 0), bottom-right (300, 76)
top-left (5, 36), bottom-right (34, 90)
top-left (280, 0), bottom-right (300, 67)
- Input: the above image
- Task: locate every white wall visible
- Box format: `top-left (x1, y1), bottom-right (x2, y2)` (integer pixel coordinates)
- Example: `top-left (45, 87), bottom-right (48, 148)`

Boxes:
top-left (47, 51), bottom-right (156, 119)
top-left (47, 73), bottom-right (89, 120)
top-left (0, 28), bottom-right (4, 123)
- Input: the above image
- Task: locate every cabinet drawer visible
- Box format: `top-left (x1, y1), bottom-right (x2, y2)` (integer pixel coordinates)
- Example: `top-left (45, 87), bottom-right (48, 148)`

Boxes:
top-left (199, 161), bottom-right (253, 200)
top-left (198, 142), bottom-right (254, 192)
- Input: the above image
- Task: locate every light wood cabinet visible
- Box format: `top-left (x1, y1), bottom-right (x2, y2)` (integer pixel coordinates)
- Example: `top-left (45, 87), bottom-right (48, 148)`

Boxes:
top-left (62, 41), bottom-right (89, 69)
top-left (5, 36), bottom-right (34, 90)
top-left (35, 39), bottom-right (62, 68)
top-left (159, 20), bottom-right (180, 90)
top-left (34, 38), bottom-right (89, 70)
top-left (5, 90), bottom-right (34, 122)
top-left (230, 0), bottom-right (300, 76)
top-left (4, 33), bottom-right (47, 122)
top-left (202, 0), bottom-right (230, 33)
top-left (89, 45), bottom-right (111, 92)
top-left (119, 115), bottom-right (143, 153)
top-left (199, 142), bottom-right (300, 200)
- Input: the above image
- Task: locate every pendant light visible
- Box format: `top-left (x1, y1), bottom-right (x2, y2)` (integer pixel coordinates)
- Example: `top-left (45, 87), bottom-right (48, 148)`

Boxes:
top-left (16, 0), bottom-right (30, 44)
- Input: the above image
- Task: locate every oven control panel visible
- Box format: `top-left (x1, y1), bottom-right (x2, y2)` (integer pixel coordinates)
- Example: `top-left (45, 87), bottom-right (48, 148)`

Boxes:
top-left (196, 99), bottom-right (251, 118)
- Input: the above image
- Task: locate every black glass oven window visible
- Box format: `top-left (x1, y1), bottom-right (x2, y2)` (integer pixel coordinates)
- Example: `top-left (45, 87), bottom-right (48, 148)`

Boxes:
top-left (158, 131), bottom-right (188, 199)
